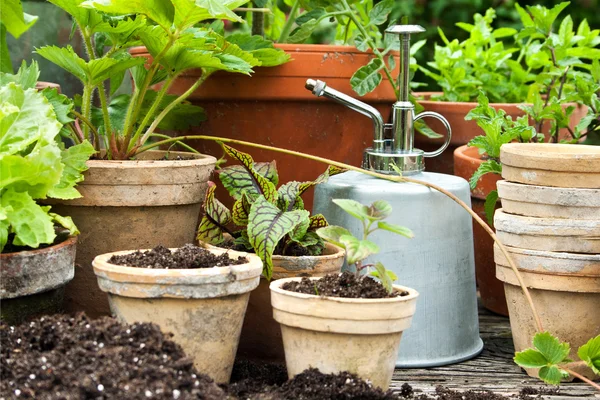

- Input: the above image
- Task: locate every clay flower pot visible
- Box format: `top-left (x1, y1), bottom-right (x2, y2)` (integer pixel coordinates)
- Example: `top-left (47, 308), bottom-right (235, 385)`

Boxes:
top-left (198, 241), bottom-right (346, 362)
top-left (0, 236), bottom-right (77, 324)
top-left (92, 247), bottom-right (262, 384)
top-left (494, 244), bottom-right (600, 380)
top-left (453, 145), bottom-right (506, 315)
top-left (415, 94), bottom-right (587, 174)
top-left (130, 44), bottom-right (398, 212)
top-left (270, 277), bottom-right (419, 389)
top-left (47, 150), bottom-right (216, 317)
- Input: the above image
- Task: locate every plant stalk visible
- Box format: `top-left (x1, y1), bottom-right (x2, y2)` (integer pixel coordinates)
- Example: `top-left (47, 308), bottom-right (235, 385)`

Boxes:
top-left (278, 0), bottom-right (301, 43)
top-left (561, 367), bottom-right (600, 391)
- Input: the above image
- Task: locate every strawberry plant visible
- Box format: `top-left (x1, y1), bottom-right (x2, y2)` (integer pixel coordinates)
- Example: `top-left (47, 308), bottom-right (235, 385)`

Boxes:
top-left (0, 64), bottom-right (95, 252)
top-left (316, 199), bottom-right (413, 294)
top-left (34, 0), bottom-right (289, 160)
top-left (197, 144), bottom-right (343, 280)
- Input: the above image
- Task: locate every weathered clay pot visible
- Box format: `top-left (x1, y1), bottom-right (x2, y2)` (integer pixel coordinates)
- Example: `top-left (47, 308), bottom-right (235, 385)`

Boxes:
top-left (495, 209), bottom-right (600, 254)
top-left (270, 277), bottom-right (418, 389)
top-left (47, 150), bottom-right (216, 317)
top-left (415, 94), bottom-right (587, 174)
top-left (497, 180), bottom-right (600, 220)
top-left (500, 143), bottom-right (600, 188)
top-left (453, 145), bottom-right (506, 315)
top-left (235, 243), bottom-right (345, 362)
top-left (130, 44), bottom-right (399, 212)
top-left (494, 244), bottom-right (600, 380)
top-left (1, 236), bottom-right (76, 324)
top-left (92, 247), bottom-right (262, 384)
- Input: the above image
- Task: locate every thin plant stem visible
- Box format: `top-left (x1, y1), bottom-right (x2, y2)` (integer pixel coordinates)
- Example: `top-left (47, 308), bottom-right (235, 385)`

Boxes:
top-left (80, 84), bottom-right (93, 144)
top-left (71, 110), bottom-right (99, 146)
top-left (149, 133), bottom-right (199, 153)
top-left (137, 134), bottom-right (545, 333)
top-left (278, 0), bottom-right (301, 43)
top-left (561, 367), bottom-right (600, 391)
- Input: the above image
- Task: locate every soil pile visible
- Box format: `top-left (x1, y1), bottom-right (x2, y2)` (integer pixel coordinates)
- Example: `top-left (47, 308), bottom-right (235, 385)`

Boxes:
top-left (108, 244), bottom-right (247, 269)
top-left (282, 272), bottom-right (408, 299)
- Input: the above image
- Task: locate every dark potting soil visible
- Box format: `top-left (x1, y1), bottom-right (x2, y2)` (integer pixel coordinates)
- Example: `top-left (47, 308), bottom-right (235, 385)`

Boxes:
top-left (0, 313), bottom-right (225, 400)
top-left (160, 155), bottom-right (196, 161)
top-left (396, 384), bottom-right (553, 400)
top-left (108, 244), bottom-right (247, 269)
top-left (1, 228), bottom-right (70, 254)
top-left (217, 237), bottom-right (313, 257)
top-left (282, 271), bottom-right (409, 299)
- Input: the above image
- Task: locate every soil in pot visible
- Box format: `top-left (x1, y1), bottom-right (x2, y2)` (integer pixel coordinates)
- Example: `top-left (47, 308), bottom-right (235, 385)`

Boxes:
top-left (282, 272), bottom-right (409, 298)
top-left (107, 244), bottom-right (247, 269)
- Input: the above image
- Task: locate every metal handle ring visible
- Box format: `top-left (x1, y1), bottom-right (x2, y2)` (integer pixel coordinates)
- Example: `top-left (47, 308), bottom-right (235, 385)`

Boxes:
top-left (413, 111), bottom-right (452, 158)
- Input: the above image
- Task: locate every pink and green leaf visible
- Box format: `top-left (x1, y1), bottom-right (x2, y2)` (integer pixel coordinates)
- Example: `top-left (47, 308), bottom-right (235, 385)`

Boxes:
top-left (196, 181), bottom-right (231, 244)
top-left (232, 191), bottom-right (251, 226)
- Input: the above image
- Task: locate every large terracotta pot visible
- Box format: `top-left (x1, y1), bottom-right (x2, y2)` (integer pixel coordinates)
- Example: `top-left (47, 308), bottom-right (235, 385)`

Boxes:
top-left (1, 236), bottom-right (76, 324)
top-left (453, 145), bottom-right (506, 315)
top-left (92, 246), bottom-right (262, 384)
top-left (130, 44), bottom-right (399, 212)
top-left (415, 93), bottom-right (587, 175)
top-left (47, 150), bottom-right (216, 318)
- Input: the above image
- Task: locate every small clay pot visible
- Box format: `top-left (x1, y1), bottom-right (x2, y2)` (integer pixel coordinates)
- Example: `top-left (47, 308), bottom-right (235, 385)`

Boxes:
top-left (92, 247), bottom-right (262, 384)
top-left (270, 277), bottom-right (418, 390)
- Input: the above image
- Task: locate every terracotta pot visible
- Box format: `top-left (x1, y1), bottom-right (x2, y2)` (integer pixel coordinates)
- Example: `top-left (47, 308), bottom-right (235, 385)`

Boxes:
top-left (0, 236), bottom-right (76, 324)
top-left (270, 277), bottom-right (419, 389)
top-left (92, 247), bottom-right (262, 384)
top-left (235, 243), bottom-right (345, 362)
top-left (415, 93), bottom-right (587, 175)
top-left (47, 150), bottom-right (216, 317)
top-left (500, 143), bottom-right (600, 188)
top-left (494, 244), bottom-right (600, 380)
top-left (130, 44), bottom-right (398, 212)
top-left (453, 145), bottom-right (506, 315)
top-left (35, 81), bottom-right (61, 92)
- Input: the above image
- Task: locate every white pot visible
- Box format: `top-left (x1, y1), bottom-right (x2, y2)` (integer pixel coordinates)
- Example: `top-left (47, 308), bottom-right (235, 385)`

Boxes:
top-left (270, 277), bottom-right (418, 389)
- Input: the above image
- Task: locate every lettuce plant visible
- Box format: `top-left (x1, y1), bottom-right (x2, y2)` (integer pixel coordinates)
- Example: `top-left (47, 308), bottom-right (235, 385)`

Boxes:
top-left (316, 199), bottom-right (413, 294)
top-left (34, 0), bottom-right (289, 160)
top-left (197, 144), bottom-right (343, 280)
top-left (0, 65), bottom-right (95, 253)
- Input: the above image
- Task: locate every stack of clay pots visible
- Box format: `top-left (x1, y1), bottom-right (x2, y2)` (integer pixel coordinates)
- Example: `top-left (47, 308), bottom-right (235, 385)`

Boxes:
top-left (493, 143), bottom-right (600, 380)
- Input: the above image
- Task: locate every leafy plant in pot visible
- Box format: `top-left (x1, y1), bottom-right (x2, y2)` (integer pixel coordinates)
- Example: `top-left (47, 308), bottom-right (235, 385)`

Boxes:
top-left (33, 0), bottom-right (290, 316)
top-left (0, 74), bottom-right (94, 324)
top-left (196, 143), bottom-right (346, 362)
top-left (269, 198), bottom-right (418, 390)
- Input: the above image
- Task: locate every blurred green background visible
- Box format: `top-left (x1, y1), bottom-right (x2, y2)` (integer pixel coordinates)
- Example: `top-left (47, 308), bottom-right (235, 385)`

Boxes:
top-left (7, 0), bottom-right (599, 97)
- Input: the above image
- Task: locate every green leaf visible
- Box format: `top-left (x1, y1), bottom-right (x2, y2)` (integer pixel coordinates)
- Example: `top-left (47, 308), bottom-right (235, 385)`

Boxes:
top-left (332, 199), bottom-right (369, 222)
top-left (469, 160), bottom-right (502, 191)
top-left (0, 60), bottom-right (40, 89)
top-left (49, 212), bottom-right (79, 235)
top-left (35, 45), bottom-right (88, 83)
top-left (40, 88), bottom-right (74, 126)
top-left (316, 225), bottom-right (352, 248)
top-left (578, 335), bottom-right (600, 375)
top-left (226, 33), bottom-right (290, 67)
top-left (534, 331), bottom-right (571, 365)
top-left (172, 0), bottom-right (248, 29)
top-left (1, 24), bottom-right (12, 74)
top-left (81, 0), bottom-right (174, 31)
top-left (139, 90), bottom-right (206, 131)
top-left (350, 58), bottom-right (383, 96)
top-left (308, 214), bottom-right (328, 230)
top-left (371, 262), bottom-right (395, 293)
top-left (539, 365), bottom-right (569, 385)
top-left (368, 0), bottom-right (393, 26)
top-left (295, 8), bottom-right (326, 25)
top-left (49, 0), bottom-right (102, 31)
top-left (47, 141), bottom-right (96, 200)
top-left (514, 349), bottom-right (550, 369)
top-left (0, 189), bottom-right (56, 249)
top-left (196, 181), bottom-right (231, 245)
top-left (232, 191), bottom-right (251, 226)
top-left (484, 190), bottom-right (499, 227)
top-left (339, 235), bottom-right (379, 265)
top-left (367, 200), bottom-right (392, 221)
top-left (377, 221), bottom-right (414, 238)
top-left (287, 19), bottom-right (319, 44)
top-left (247, 196), bottom-right (309, 280)
top-left (0, 0), bottom-right (38, 38)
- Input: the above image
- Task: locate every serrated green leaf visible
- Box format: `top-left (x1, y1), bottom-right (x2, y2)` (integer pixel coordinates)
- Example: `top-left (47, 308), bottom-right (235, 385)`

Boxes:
top-left (49, 0), bottom-right (102, 31)
top-left (81, 0), bottom-right (174, 31)
top-left (1, 189), bottom-right (56, 249)
top-left (288, 19), bottom-right (319, 44)
top-left (534, 331), bottom-right (571, 365)
top-left (351, 58), bottom-right (383, 96)
top-left (49, 212), bottom-right (79, 235)
top-left (316, 225), bottom-right (351, 248)
top-left (0, 0), bottom-right (38, 39)
top-left (47, 141), bottom-right (95, 200)
top-left (514, 349), bottom-right (550, 369)
top-left (484, 190), bottom-right (499, 227)
top-left (35, 45), bottom-right (88, 83)
top-left (295, 8), bottom-right (326, 25)
top-left (578, 335), bottom-right (600, 375)
top-left (539, 365), bottom-right (569, 385)
top-left (0, 60), bottom-right (40, 89)
top-left (340, 235), bottom-right (379, 265)
top-left (377, 221), bottom-right (414, 238)
top-left (332, 199), bottom-right (369, 222)
top-left (469, 160), bottom-right (502, 191)
top-left (138, 90), bottom-right (206, 131)
top-left (368, 0), bottom-right (393, 26)
top-left (247, 196), bottom-right (309, 280)
top-left (40, 88), bottom-right (74, 126)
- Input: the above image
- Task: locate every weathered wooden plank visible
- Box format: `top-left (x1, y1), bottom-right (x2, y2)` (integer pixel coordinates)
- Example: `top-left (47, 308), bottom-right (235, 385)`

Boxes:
top-left (390, 304), bottom-right (599, 398)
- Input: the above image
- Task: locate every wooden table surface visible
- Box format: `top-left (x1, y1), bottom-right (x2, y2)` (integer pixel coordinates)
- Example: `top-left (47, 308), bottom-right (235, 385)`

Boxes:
top-left (389, 303), bottom-right (599, 399)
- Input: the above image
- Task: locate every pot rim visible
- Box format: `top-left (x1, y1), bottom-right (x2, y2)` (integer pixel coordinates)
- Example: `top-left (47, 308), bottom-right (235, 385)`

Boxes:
top-left (270, 277), bottom-right (419, 304)
top-left (0, 235), bottom-right (77, 259)
top-left (272, 242), bottom-right (346, 262)
top-left (87, 150), bottom-right (216, 169)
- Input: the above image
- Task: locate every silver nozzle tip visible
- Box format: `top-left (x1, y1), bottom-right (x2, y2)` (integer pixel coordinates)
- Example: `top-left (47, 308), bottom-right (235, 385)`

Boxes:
top-left (305, 79), bottom-right (326, 96)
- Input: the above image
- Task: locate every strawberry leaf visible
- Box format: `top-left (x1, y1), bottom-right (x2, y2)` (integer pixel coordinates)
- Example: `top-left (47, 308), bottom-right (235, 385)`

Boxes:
top-left (534, 332), bottom-right (571, 365)
top-left (539, 365), bottom-right (569, 385)
top-left (578, 335), bottom-right (600, 375)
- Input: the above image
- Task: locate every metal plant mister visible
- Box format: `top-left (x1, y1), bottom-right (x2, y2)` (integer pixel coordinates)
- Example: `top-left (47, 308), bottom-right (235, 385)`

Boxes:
top-left (308, 25), bottom-right (484, 367)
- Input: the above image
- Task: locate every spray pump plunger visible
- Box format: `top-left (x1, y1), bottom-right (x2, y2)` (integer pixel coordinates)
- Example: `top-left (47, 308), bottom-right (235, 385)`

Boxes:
top-left (305, 25), bottom-right (452, 175)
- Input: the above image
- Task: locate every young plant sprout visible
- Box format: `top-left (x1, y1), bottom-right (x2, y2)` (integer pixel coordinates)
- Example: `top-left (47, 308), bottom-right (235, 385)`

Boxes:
top-left (316, 199), bottom-right (413, 294)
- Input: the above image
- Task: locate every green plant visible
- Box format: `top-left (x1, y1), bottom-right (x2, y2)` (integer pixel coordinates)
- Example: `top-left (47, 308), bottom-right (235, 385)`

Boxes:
top-left (196, 143), bottom-right (342, 280)
top-left (515, 332), bottom-right (600, 385)
top-left (35, 0), bottom-right (289, 160)
top-left (0, 65), bottom-right (95, 253)
top-left (0, 0), bottom-right (38, 73)
top-left (316, 199), bottom-right (413, 294)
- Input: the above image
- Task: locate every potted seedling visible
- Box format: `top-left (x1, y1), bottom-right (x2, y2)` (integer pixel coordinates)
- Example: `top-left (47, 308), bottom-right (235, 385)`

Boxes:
top-left (0, 71), bottom-right (94, 324)
top-left (32, 0), bottom-right (291, 317)
top-left (269, 198), bottom-right (418, 390)
top-left (196, 143), bottom-right (346, 362)
top-left (91, 243), bottom-right (263, 385)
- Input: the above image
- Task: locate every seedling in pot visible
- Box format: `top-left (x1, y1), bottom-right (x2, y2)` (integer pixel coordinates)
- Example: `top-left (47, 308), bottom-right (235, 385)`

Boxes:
top-left (196, 143), bottom-right (344, 280)
top-left (316, 199), bottom-right (413, 294)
